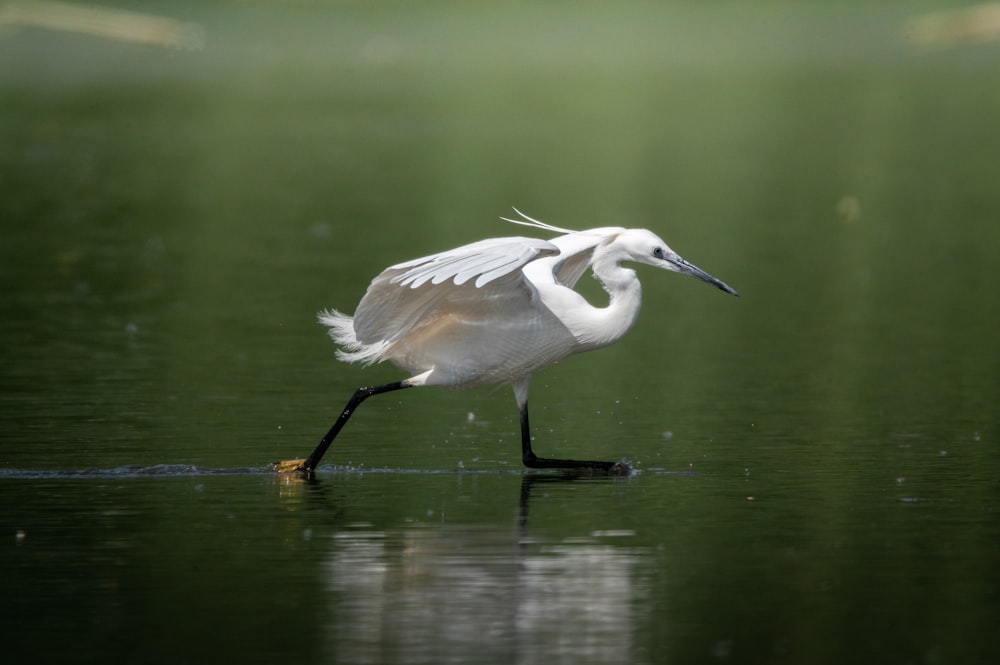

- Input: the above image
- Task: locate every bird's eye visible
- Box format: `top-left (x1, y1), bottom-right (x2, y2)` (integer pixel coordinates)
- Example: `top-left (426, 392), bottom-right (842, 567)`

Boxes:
top-left (652, 247), bottom-right (665, 259)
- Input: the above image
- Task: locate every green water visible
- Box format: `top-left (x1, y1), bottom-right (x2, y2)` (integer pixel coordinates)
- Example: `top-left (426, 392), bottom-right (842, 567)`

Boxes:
top-left (2, 1), bottom-right (998, 663)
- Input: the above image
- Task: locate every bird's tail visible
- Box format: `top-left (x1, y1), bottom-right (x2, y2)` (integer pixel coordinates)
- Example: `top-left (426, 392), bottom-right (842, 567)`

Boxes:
top-left (317, 309), bottom-right (389, 366)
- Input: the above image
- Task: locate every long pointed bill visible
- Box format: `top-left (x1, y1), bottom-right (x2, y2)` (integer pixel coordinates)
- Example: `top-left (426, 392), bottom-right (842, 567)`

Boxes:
top-left (669, 256), bottom-right (740, 296)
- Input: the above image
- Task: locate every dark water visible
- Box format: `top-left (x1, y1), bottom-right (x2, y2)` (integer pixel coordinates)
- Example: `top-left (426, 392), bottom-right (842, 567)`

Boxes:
top-left (2, 2), bottom-right (999, 663)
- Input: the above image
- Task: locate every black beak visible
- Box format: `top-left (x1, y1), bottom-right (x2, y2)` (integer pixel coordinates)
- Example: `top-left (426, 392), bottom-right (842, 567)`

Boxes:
top-left (670, 256), bottom-right (739, 297)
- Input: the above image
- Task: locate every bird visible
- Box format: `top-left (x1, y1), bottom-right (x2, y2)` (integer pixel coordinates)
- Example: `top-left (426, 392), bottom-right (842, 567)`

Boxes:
top-left (279, 209), bottom-right (738, 475)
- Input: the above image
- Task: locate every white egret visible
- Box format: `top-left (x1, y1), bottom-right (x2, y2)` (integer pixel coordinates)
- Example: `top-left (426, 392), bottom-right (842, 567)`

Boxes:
top-left (283, 209), bottom-right (738, 474)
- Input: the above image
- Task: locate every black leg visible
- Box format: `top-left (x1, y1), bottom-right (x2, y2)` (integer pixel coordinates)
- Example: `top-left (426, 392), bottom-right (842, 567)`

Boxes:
top-left (301, 381), bottom-right (411, 472)
top-left (519, 402), bottom-right (624, 472)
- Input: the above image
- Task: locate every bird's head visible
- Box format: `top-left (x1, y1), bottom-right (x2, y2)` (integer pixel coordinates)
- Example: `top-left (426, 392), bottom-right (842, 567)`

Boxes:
top-left (609, 229), bottom-right (739, 297)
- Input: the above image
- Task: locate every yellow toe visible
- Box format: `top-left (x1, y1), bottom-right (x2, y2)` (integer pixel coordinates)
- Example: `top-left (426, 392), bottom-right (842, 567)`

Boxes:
top-left (269, 459), bottom-right (306, 473)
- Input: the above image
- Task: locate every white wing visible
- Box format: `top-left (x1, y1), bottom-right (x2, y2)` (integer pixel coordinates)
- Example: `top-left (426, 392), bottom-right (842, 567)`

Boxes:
top-left (388, 236), bottom-right (558, 288)
top-left (353, 236), bottom-right (558, 344)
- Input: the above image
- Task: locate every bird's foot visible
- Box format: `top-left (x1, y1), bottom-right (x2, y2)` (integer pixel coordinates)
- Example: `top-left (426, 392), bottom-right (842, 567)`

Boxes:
top-left (523, 454), bottom-right (632, 476)
top-left (268, 458), bottom-right (308, 474)
top-left (606, 460), bottom-right (633, 476)
top-left (570, 460), bottom-right (632, 477)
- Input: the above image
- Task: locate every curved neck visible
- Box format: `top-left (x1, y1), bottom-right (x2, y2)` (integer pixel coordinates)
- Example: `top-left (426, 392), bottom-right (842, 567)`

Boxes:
top-left (552, 255), bottom-right (642, 351)
top-left (589, 257), bottom-right (643, 347)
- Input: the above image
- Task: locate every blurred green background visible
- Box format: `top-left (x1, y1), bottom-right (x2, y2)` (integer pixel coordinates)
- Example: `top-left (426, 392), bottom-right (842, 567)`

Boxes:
top-left (1, 1), bottom-right (999, 663)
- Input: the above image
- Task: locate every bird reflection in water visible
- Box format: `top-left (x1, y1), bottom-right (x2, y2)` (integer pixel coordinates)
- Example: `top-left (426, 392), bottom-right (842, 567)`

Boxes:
top-left (316, 473), bottom-right (641, 664)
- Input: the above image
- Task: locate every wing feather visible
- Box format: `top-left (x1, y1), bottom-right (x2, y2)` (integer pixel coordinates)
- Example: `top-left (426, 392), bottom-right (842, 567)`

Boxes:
top-left (353, 236), bottom-right (557, 344)
top-left (341, 223), bottom-right (626, 356)
top-left (388, 237), bottom-right (556, 288)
